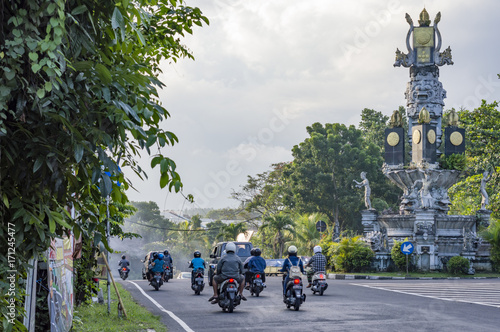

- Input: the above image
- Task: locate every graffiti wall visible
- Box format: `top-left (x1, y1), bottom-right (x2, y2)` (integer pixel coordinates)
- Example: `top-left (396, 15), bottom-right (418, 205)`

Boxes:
top-left (47, 235), bottom-right (74, 332)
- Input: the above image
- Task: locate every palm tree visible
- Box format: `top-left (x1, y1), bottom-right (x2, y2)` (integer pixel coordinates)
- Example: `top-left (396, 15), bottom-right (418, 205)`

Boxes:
top-left (292, 213), bottom-right (328, 256)
top-left (217, 222), bottom-right (248, 241)
top-left (260, 214), bottom-right (295, 258)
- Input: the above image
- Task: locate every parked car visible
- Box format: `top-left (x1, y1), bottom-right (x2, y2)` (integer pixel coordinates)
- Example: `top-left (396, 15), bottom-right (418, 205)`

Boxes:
top-left (208, 241), bottom-right (253, 286)
top-left (264, 259), bottom-right (285, 276)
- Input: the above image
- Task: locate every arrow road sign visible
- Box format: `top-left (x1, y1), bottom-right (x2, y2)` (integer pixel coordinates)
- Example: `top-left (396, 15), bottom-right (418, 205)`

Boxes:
top-left (400, 241), bottom-right (414, 255)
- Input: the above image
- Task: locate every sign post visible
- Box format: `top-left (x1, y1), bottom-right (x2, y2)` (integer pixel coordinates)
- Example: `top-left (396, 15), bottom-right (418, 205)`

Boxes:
top-left (316, 220), bottom-right (327, 239)
top-left (400, 241), bottom-right (414, 277)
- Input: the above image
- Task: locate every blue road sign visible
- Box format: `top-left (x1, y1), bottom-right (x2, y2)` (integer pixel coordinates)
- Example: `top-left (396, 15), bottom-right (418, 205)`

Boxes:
top-left (400, 241), bottom-right (414, 255)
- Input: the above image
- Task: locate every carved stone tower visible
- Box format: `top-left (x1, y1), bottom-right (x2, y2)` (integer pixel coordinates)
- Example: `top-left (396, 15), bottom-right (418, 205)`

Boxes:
top-left (394, 9), bottom-right (453, 156)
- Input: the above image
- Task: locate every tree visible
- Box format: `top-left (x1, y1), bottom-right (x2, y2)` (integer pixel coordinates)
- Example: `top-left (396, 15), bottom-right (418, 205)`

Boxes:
top-left (125, 201), bottom-right (173, 243)
top-left (231, 162), bottom-right (291, 218)
top-left (285, 122), bottom-right (389, 231)
top-left (358, 108), bottom-right (389, 154)
top-left (217, 222), bottom-right (248, 242)
top-left (260, 213), bottom-right (295, 258)
top-left (0, 1), bottom-right (207, 329)
top-left (448, 101), bottom-right (500, 218)
top-left (291, 213), bottom-right (327, 256)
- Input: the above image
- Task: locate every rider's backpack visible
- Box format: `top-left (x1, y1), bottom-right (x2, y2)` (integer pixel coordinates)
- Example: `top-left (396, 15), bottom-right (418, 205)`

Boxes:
top-left (287, 258), bottom-right (302, 278)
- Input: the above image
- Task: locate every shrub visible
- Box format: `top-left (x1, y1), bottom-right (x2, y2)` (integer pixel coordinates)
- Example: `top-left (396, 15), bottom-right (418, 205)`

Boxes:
top-left (480, 219), bottom-right (500, 272)
top-left (391, 238), bottom-right (417, 272)
top-left (447, 256), bottom-right (470, 275)
top-left (329, 236), bottom-right (374, 272)
top-left (439, 153), bottom-right (467, 170)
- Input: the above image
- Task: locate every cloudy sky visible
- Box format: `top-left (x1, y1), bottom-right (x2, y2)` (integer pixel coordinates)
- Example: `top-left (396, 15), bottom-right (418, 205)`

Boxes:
top-left (125, 0), bottom-right (500, 213)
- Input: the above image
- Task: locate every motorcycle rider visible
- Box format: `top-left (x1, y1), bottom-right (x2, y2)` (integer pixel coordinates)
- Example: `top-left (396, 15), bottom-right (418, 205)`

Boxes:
top-left (150, 253), bottom-right (165, 282)
top-left (243, 248), bottom-right (256, 289)
top-left (245, 247), bottom-right (266, 289)
top-left (163, 249), bottom-right (173, 279)
top-left (280, 245), bottom-right (305, 296)
top-left (306, 245), bottom-right (327, 288)
top-left (208, 242), bottom-right (247, 303)
top-left (189, 250), bottom-right (206, 284)
top-left (118, 255), bottom-right (130, 275)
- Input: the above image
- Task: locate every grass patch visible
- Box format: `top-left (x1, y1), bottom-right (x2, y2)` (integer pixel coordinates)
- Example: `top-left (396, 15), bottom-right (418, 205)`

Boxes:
top-left (72, 281), bottom-right (167, 332)
top-left (329, 271), bottom-right (500, 278)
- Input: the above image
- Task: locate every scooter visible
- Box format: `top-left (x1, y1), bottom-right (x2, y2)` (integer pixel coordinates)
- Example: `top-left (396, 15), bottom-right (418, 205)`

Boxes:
top-left (249, 272), bottom-right (266, 297)
top-left (191, 268), bottom-right (205, 295)
top-left (151, 272), bottom-right (163, 291)
top-left (284, 276), bottom-right (306, 311)
top-left (216, 278), bottom-right (241, 313)
top-left (311, 271), bottom-right (328, 295)
top-left (119, 267), bottom-right (129, 280)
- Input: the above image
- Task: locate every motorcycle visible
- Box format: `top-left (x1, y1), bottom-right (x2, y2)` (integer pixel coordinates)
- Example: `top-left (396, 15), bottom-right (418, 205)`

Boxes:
top-left (216, 278), bottom-right (241, 313)
top-left (311, 271), bottom-right (328, 295)
top-left (191, 268), bottom-right (205, 295)
top-left (151, 271), bottom-right (163, 291)
top-left (119, 267), bottom-right (129, 280)
top-left (249, 272), bottom-right (266, 297)
top-left (163, 265), bottom-right (173, 282)
top-left (284, 276), bottom-right (306, 311)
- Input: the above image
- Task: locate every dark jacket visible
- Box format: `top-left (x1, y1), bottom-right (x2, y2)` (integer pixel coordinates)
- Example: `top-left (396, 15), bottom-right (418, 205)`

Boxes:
top-left (247, 256), bottom-right (267, 273)
top-left (216, 252), bottom-right (244, 279)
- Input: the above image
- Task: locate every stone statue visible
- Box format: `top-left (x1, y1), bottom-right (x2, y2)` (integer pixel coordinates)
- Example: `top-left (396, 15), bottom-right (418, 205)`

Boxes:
top-left (480, 171), bottom-right (491, 210)
top-left (415, 170), bottom-right (435, 209)
top-left (389, 110), bottom-right (403, 128)
top-left (354, 172), bottom-right (372, 210)
top-left (437, 46), bottom-right (454, 66)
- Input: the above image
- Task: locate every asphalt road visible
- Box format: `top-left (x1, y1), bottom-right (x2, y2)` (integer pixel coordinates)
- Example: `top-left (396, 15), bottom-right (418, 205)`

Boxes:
top-left (121, 276), bottom-right (500, 332)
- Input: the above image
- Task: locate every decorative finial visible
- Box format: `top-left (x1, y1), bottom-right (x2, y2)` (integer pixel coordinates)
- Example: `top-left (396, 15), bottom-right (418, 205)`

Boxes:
top-left (447, 109), bottom-right (459, 126)
top-left (405, 13), bottom-right (413, 26)
top-left (389, 110), bottom-right (403, 128)
top-left (434, 12), bottom-right (441, 25)
top-left (418, 107), bottom-right (431, 124)
top-left (418, 8), bottom-right (431, 27)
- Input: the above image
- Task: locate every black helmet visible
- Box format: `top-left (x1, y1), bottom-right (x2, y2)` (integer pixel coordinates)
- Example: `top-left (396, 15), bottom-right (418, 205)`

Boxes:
top-left (164, 250), bottom-right (169, 256)
top-left (121, 255), bottom-right (126, 259)
top-left (194, 251), bottom-right (201, 258)
top-left (152, 252), bottom-right (158, 259)
top-left (254, 248), bottom-right (262, 256)
top-left (250, 248), bottom-right (256, 256)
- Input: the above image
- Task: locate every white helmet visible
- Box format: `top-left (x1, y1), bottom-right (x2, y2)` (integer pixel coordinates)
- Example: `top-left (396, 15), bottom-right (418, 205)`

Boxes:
top-left (225, 242), bottom-right (236, 253)
top-left (313, 245), bottom-right (322, 254)
top-left (288, 245), bottom-right (297, 254)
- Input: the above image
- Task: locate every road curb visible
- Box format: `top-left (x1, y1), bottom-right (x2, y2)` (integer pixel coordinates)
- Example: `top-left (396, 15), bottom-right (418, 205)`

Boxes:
top-left (327, 274), bottom-right (500, 280)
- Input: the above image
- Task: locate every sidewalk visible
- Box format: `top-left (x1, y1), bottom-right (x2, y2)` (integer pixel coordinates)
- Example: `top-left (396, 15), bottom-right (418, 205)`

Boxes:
top-left (327, 273), bottom-right (500, 280)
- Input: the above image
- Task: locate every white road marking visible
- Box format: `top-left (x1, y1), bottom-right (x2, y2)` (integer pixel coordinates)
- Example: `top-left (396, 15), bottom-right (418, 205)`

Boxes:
top-left (128, 281), bottom-right (194, 332)
top-left (351, 282), bottom-right (500, 308)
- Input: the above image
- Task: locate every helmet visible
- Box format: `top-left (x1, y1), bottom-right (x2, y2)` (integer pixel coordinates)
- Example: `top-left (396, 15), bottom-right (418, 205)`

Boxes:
top-left (254, 248), bottom-right (262, 256)
top-left (163, 250), bottom-right (169, 256)
top-left (194, 251), bottom-right (201, 258)
top-left (158, 253), bottom-right (164, 260)
top-left (250, 248), bottom-right (256, 256)
top-left (288, 245), bottom-right (298, 254)
top-left (313, 245), bottom-right (322, 254)
top-left (225, 242), bottom-right (236, 253)
top-left (152, 252), bottom-right (158, 259)
top-left (121, 255), bottom-right (126, 259)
